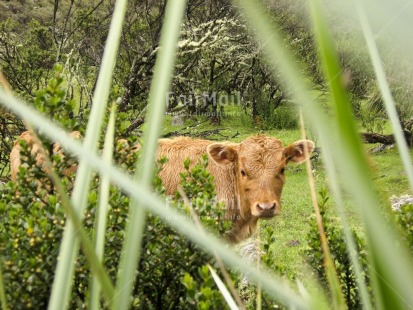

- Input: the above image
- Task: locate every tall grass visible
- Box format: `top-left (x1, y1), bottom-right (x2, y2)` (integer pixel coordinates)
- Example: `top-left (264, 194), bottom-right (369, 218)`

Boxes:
top-left (112, 1), bottom-right (187, 309)
top-left (89, 105), bottom-right (116, 310)
top-left (48, 0), bottom-right (129, 308)
top-left (235, 1), bottom-right (413, 309)
top-left (1, 0), bottom-right (413, 309)
top-left (355, 1), bottom-right (413, 190)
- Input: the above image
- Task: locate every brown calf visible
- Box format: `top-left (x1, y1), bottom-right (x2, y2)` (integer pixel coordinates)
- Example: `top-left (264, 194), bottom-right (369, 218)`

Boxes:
top-left (10, 132), bottom-right (314, 243)
top-left (157, 135), bottom-right (314, 243)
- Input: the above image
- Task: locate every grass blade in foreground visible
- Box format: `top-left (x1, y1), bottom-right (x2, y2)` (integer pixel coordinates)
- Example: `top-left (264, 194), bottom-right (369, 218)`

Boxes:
top-left (48, 0), bottom-right (128, 308)
top-left (309, 0), bottom-right (413, 308)
top-left (299, 112), bottom-right (345, 309)
top-left (355, 1), bottom-right (413, 191)
top-left (89, 106), bottom-right (116, 310)
top-left (112, 1), bottom-right (187, 309)
top-left (306, 2), bottom-right (371, 308)
top-left (178, 187), bottom-right (245, 309)
top-left (234, 0), bottom-right (413, 308)
top-left (207, 264), bottom-right (238, 310)
top-left (0, 90), bottom-right (309, 310)
top-left (22, 126), bottom-right (116, 303)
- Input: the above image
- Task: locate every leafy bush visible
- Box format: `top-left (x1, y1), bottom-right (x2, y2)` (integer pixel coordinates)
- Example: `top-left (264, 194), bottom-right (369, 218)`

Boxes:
top-left (181, 265), bottom-right (230, 310)
top-left (269, 105), bottom-right (299, 130)
top-left (131, 156), bottom-right (231, 309)
top-left (33, 64), bottom-right (83, 133)
top-left (304, 189), bottom-right (371, 309)
top-left (256, 101), bottom-right (298, 130)
top-left (0, 143), bottom-right (74, 309)
top-left (0, 136), bottom-right (235, 309)
top-left (395, 203), bottom-right (413, 253)
top-left (358, 100), bottom-right (387, 134)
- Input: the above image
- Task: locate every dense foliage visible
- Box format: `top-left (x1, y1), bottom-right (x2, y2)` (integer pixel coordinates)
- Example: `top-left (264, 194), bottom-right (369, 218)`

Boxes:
top-left (0, 135), bottom-right (235, 309)
top-left (0, 69), bottom-right (233, 308)
top-left (305, 191), bottom-right (413, 309)
top-left (395, 203), bottom-right (413, 253)
top-left (304, 189), bottom-right (371, 309)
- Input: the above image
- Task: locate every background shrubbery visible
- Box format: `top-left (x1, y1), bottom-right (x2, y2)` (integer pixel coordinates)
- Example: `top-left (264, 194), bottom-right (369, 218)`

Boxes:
top-left (395, 203), bottom-right (413, 253)
top-left (0, 135), bottom-right (233, 309)
top-left (304, 189), bottom-right (371, 309)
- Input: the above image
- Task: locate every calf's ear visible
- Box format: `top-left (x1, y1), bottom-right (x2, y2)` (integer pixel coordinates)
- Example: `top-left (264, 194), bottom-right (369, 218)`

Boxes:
top-left (284, 140), bottom-right (315, 164)
top-left (207, 143), bottom-right (238, 165)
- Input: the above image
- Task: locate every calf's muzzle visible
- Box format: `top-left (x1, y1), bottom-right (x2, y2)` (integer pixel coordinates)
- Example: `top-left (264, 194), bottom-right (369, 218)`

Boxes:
top-left (255, 201), bottom-right (279, 218)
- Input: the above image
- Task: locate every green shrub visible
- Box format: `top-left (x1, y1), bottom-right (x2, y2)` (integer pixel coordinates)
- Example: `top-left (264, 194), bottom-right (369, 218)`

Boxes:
top-left (358, 99), bottom-right (387, 134)
top-left (304, 189), bottom-right (371, 309)
top-left (0, 139), bottom-right (235, 309)
top-left (181, 265), bottom-right (230, 310)
top-left (0, 142), bottom-right (74, 309)
top-left (257, 103), bottom-right (298, 130)
top-left (395, 204), bottom-right (413, 253)
top-left (33, 64), bottom-right (82, 133)
top-left (131, 156), bottom-right (231, 309)
top-left (0, 69), bottom-right (238, 309)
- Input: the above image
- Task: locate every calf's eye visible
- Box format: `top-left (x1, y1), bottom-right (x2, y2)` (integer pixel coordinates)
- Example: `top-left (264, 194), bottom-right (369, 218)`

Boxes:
top-left (240, 169), bottom-right (246, 176)
top-left (280, 168), bottom-right (285, 175)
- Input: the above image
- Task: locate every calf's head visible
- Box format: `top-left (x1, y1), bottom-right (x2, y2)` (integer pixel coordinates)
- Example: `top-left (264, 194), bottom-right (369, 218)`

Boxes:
top-left (207, 136), bottom-right (314, 219)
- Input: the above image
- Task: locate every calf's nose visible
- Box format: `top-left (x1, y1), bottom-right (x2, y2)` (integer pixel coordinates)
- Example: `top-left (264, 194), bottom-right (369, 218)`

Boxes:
top-left (256, 202), bottom-right (276, 211)
top-left (256, 202), bottom-right (278, 217)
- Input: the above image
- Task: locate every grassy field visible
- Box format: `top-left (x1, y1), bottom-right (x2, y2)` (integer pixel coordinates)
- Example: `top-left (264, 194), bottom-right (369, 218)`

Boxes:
top-left (161, 105), bottom-right (412, 280)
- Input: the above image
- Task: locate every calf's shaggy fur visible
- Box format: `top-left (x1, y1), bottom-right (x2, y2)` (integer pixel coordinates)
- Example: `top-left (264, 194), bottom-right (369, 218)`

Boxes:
top-left (157, 135), bottom-right (314, 243)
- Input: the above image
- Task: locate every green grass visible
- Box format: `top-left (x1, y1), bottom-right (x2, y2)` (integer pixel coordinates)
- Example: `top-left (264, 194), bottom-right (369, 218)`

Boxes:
top-left (3, 100), bottom-right (409, 285)
top-left (370, 147), bottom-right (413, 197)
top-left (271, 139), bottom-right (411, 282)
top-left (161, 107), bottom-right (412, 283)
top-left (264, 166), bottom-right (314, 278)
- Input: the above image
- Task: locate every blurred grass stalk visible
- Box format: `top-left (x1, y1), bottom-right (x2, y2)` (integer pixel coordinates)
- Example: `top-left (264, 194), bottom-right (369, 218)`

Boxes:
top-left (355, 1), bottom-right (413, 190)
top-left (48, 0), bottom-right (128, 309)
top-left (178, 187), bottom-right (245, 309)
top-left (310, 0), bottom-right (413, 308)
top-left (307, 1), bottom-right (372, 308)
top-left (112, 0), bottom-right (187, 309)
top-left (299, 112), bottom-right (346, 309)
top-left (89, 106), bottom-right (116, 310)
top-left (207, 264), bottom-right (239, 310)
top-left (235, 0), bottom-right (413, 308)
top-left (22, 125), bottom-right (116, 303)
